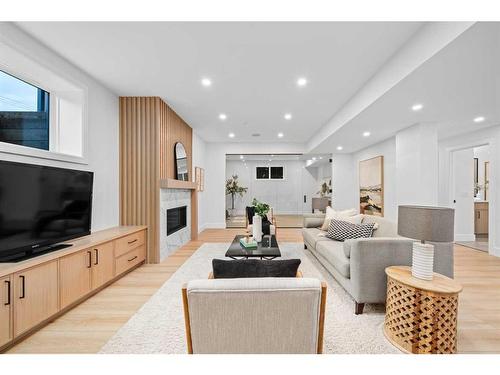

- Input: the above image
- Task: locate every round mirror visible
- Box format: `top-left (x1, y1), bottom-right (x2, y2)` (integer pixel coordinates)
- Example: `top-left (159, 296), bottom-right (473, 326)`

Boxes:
top-left (174, 142), bottom-right (188, 181)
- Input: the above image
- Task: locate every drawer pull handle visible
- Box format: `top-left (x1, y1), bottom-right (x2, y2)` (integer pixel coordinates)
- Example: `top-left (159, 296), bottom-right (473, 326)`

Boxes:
top-left (94, 249), bottom-right (99, 265)
top-left (4, 280), bottom-right (10, 306)
top-left (19, 276), bottom-right (25, 299)
top-left (87, 250), bottom-right (92, 268)
top-left (128, 255), bottom-right (138, 262)
top-left (127, 239), bottom-right (138, 245)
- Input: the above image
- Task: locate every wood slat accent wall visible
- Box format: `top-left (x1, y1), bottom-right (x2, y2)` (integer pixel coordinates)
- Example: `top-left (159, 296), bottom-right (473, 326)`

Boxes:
top-left (120, 97), bottom-right (160, 264)
top-left (120, 97), bottom-right (196, 262)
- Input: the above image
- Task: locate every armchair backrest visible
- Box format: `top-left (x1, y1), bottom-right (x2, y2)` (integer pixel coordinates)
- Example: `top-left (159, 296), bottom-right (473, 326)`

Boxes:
top-left (182, 277), bottom-right (327, 354)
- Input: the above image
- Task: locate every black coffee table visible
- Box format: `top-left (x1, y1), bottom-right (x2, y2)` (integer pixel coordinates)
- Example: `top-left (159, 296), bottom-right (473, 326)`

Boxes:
top-left (225, 235), bottom-right (281, 260)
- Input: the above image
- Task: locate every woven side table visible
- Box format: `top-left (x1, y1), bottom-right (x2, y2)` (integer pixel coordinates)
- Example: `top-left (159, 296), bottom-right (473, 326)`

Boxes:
top-left (384, 266), bottom-right (463, 354)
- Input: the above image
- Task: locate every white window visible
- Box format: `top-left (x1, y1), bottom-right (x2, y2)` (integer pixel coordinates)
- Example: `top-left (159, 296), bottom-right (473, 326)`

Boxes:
top-left (255, 166), bottom-right (284, 180)
top-left (0, 40), bottom-right (87, 163)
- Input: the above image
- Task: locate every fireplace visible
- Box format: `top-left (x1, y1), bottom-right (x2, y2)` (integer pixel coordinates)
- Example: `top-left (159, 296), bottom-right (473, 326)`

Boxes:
top-left (167, 206), bottom-right (187, 236)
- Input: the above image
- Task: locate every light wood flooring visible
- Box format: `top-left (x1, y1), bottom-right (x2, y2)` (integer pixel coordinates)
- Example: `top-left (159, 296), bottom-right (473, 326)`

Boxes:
top-left (6, 228), bottom-right (500, 354)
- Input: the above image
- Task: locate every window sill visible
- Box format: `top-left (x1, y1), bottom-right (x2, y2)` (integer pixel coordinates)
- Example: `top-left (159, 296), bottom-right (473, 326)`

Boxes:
top-left (0, 142), bottom-right (88, 165)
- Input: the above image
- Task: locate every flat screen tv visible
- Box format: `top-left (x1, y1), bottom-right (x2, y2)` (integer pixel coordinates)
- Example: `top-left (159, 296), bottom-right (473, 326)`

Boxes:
top-left (0, 160), bottom-right (93, 262)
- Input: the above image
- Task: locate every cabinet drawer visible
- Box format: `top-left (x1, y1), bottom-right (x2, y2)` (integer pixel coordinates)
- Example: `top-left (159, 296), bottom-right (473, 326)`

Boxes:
top-left (115, 246), bottom-right (145, 276)
top-left (115, 231), bottom-right (145, 258)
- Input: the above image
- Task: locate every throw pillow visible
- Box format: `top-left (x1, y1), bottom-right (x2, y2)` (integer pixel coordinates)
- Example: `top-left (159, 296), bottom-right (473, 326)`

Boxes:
top-left (326, 219), bottom-right (376, 242)
top-left (212, 259), bottom-right (301, 278)
top-left (320, 206), bottom-right (358, 231)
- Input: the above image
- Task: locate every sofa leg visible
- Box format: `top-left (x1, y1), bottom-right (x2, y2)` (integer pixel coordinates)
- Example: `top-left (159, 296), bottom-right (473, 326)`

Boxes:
top-left (355, 302), bottom-right (365, 315)
top-left (304, 244), bottom-right (307, 249)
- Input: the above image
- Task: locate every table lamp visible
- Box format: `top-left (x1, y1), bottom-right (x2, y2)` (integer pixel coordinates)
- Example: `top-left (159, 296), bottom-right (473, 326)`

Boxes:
top-left (398, 205), bottom-right (455, 280)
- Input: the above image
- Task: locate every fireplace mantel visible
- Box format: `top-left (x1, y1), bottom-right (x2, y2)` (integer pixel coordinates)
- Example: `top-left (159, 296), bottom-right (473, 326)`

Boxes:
top-left (160, 178), bottom-right (197, 190)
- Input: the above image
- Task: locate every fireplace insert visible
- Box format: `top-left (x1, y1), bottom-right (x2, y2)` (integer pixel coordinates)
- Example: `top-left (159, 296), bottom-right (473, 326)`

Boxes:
top-left (167, 206), bottom-right (187, 236)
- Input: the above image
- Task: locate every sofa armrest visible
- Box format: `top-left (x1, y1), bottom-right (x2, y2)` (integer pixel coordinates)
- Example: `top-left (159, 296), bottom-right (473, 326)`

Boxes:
top-left (303, 213), bottom-right (325, 228)
top-left (349, 238), bottom-right (413, 303)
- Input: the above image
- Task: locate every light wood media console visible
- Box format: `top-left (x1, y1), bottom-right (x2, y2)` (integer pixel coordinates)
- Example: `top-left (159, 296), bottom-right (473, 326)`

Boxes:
top-left (0, 225), bottom-right (147, 352)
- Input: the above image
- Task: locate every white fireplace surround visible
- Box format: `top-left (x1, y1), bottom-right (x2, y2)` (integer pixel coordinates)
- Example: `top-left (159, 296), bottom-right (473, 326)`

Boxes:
top-left (160, 188), bottom-right (191, 261)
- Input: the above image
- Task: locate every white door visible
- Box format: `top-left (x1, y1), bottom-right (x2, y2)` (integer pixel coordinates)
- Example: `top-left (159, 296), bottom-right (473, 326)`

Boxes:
top-left (451, 149), bottom-right (475, 241)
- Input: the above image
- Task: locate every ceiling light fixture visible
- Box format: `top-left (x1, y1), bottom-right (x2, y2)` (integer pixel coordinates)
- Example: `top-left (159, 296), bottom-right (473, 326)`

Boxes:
top-left (277, 132), bottom-right (284, 138)
top-left (284, 113), bottom-right (292, 120)
top-left (201, 78), bottom-right (212, 87)
top-left (297, 77), bottom-right (308, 87)
top-left (363, 131), bottom-right (371, 137)
top-left (219, 113), bottom-right (227, 120)
top-left (239, 155), bottom-right (244, 159)
top-left (336, 146), bottom-right (343, 151)
top-left (312, 157), bottom-right (317, 161)
top-left (411, 103), bottom-right (423, 111)
top-left (473, 116), bottom-right (485, 123)
top-left (228, 132), bottom-right (235, 138)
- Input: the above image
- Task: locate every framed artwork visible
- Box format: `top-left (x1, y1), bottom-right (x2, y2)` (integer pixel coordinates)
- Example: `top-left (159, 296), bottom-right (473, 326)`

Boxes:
top-left (195, 166), bottom-right (204, 192)
top-left (359, 156), bottom-right (384, 217)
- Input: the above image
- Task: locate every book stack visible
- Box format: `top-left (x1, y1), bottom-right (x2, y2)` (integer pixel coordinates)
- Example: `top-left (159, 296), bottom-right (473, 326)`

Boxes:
top-left (239, 237), bottom-right (258, 249)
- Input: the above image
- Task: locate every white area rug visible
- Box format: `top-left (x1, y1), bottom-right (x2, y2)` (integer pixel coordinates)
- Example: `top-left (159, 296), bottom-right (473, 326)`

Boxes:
top-left (99, 243), bottom-right (398, 354)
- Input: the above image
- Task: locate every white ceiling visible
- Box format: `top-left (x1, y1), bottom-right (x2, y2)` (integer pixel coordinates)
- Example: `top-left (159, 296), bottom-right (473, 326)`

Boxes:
top-left (15, 22), bottom-right (423, 143)
top-left (225, 153), bottom-right (330, 161)
top-left (312, 22), bottom-right (500, 154)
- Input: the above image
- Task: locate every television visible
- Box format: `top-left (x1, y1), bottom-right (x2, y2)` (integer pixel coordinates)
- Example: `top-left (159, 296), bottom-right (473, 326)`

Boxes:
top-left (0, 160), bottom-right (93, 262)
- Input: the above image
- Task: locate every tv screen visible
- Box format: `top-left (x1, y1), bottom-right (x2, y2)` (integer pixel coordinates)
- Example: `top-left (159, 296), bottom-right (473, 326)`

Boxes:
top-left (0, 160), bottom-right (93, 262)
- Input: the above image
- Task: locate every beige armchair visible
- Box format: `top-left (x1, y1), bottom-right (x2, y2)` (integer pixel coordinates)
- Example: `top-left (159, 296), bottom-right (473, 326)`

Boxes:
top-left (182, 278), bottom-right (327, 354)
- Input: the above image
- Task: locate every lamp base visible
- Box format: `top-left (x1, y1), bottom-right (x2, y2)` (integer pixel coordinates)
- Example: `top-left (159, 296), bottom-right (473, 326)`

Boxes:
top-left (412, 242), bottom-right (434, 280)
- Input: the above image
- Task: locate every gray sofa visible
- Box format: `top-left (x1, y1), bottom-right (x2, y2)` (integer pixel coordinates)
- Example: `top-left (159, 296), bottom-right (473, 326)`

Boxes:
top-left (302, 213), bottom-right (454, 314)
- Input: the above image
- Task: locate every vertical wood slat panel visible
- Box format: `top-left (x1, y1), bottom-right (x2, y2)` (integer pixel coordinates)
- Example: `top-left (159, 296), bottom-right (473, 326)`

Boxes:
top-left (120, 97), bottom-right (196, 263)
top-left (119, 97), bottom-right (160, 263)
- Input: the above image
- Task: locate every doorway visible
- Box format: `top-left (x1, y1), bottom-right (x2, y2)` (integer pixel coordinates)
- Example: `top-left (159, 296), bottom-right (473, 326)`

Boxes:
top-left (452, 145), bottom-right (490, 252)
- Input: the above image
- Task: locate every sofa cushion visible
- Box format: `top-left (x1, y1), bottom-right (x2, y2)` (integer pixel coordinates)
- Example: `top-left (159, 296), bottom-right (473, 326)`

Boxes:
top-left (302, 228), bottom-right (331, 247)
top-left (212, 259), bottom-right (301, 279)
top-left (320, 207), bottom-right (358, 230)
top-left (326, 219), bottom-right (375, 241)
top-left (315, 240), bottom-right (350, 278)
top-left (361, 215), bottom-right (397, 237)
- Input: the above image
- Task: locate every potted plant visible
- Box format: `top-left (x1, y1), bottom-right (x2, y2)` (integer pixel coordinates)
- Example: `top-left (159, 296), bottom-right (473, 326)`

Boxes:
top-left (225, 175), bottom-right (248, 216)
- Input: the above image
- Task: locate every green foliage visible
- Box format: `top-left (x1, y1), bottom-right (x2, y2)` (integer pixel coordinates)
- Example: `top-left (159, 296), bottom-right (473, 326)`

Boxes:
top-left (251, 198), bottom-right (270, 218)
top-left (225, 175), bottom-right (248, 197)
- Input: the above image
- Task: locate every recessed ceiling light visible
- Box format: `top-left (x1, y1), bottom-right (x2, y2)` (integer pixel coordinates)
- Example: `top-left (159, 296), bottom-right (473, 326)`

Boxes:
top-left (473, 116), bottom-right (485, 123)
top-left (363, 131), bottom-right (371, 137)
top-left (319, 157), bottom-right (323, 159)
top-left (297, 77), bottom-right (308, 87)
top-left (312, 157), bottom-right (317, 161)
top-left (219, 113), bottom-right (227, 120)
top-left (284, 113), bottom-right (292, 120)
top-left (336, 146), bottom-right (343, 151)
top-left (239, 155), bottom-right (244, 159)
top-left (268, 159), bottom-right (272, 162)
top-left (201, 78), bottom-right (212, 87)
top-left (228, 132), bottom-right (235, 138)
top-left (411, 103), bottom-right (423, 111)
top-left (277, 132), bottom-right (284, 138)
top-left (271, 154), bottom-right (274, 157)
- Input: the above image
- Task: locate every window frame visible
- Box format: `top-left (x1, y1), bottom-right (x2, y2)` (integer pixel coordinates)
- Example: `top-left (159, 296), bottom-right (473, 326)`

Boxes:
top-left (255, 166), bottom-right (285, 180)
top-left (0, 40), bottom-right (89, 165)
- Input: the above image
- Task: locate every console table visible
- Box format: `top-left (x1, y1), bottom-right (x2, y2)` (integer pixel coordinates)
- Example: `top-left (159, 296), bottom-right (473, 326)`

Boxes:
top-left (384, 266), bottom-right (462, 354)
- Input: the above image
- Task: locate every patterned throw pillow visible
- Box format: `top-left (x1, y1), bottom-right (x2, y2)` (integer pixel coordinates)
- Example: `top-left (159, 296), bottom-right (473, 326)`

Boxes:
top-left (326, 219), bottom-right (376, 241)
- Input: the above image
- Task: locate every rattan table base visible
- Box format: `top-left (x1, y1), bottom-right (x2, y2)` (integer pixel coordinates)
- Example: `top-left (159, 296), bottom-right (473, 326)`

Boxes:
top-left (384, 266), bottom-right (462, 354)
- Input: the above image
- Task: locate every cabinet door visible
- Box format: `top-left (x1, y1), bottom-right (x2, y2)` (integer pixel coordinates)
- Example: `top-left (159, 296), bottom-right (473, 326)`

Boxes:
top-left (60, 250), bottom-right (92, 309)
top-left (92, 241), bottom-right (115, 290)
top-left (14, 261), bottom-right (59, 337)
top-left (0, 275), bottom-right (12, 348)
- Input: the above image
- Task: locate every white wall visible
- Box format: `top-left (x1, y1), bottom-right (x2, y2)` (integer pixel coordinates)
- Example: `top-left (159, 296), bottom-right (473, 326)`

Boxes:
top-left (225, 159), bottom-right (317, 215)
top-left (204, 142), bottom-right (306, 228)
top-left (192, 131), bottom-right (207, 232)
top-left (0, 23), bottom-right (119, 231)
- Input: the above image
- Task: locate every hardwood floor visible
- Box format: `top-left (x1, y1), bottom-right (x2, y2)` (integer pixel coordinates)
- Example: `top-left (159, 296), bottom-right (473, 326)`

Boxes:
top-left (6, 228), bottom-right (500, 354)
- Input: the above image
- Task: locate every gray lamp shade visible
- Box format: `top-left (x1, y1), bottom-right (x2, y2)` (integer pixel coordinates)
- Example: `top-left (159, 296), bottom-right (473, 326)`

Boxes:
top-left (398, 205), bottom-right (455, 242)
